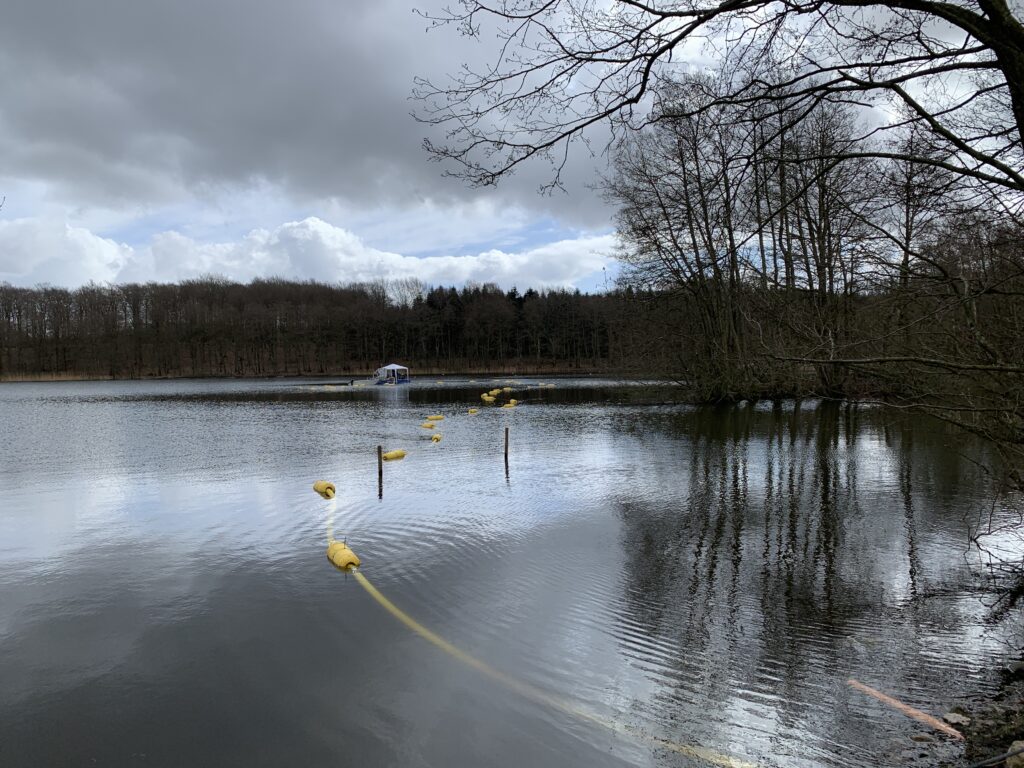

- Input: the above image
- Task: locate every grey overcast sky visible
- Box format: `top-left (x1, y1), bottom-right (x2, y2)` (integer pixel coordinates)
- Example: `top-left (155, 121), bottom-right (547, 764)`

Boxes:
top-left (0, 0), bottom-right (617, 290)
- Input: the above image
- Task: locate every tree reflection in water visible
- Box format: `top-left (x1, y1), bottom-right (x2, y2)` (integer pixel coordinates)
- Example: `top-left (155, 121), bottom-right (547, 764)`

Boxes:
top-left (614, 401), bottom-right (1013, 765)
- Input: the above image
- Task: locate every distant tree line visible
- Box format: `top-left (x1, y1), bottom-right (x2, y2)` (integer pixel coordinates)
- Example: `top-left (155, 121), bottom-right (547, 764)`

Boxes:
top-left (0, 278), bottom-right (680, 379)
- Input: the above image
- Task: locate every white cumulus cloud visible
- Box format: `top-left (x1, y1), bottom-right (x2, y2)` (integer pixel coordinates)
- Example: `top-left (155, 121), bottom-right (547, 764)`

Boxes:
top-left (0, 217), bottom-right (131, 285)
top-left (0, 216), bottom-right (615, 291)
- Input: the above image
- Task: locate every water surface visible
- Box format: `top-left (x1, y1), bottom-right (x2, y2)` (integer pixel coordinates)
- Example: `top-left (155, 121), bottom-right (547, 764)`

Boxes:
top-left (0, 378), bottom-right (1017, 767)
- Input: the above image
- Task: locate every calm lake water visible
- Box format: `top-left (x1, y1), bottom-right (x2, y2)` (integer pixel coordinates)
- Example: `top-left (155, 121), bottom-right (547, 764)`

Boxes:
top-left (0, 378), bottom-right (1019, 767)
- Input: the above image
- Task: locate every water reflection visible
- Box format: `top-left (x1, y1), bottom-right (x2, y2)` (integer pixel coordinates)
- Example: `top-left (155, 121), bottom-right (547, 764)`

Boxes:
top-left (615, 401), bottom-right (1011, 765)
top-left (0, 382), bottom-right (1018, 768)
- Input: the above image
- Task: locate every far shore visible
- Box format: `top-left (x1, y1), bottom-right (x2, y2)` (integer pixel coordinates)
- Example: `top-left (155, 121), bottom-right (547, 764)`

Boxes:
top-left (0, 367), bottom-right (627, 384)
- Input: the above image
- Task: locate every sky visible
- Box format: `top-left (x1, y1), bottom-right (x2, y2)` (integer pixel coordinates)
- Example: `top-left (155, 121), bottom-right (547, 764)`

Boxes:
top-left (0, 0), bottom-right (619, 292)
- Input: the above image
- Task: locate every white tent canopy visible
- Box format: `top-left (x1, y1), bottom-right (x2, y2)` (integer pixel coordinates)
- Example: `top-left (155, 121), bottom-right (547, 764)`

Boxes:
top-left (373, 363), bottom-right (410, 384)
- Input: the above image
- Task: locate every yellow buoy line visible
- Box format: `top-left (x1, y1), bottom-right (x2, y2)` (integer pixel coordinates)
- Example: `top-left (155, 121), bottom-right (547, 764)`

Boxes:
top-left (377, 398), bottom-right (516, 468)
top-left (313, 480), bottom-right (336, 499)
top-left (313, 483), bottom-right (757, 768)
top-left (388, 386), bottom-right (525, 462)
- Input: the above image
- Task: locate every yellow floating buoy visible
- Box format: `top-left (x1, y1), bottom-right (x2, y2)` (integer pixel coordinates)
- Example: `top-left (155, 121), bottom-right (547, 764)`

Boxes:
top-left (501, 403), bottom-right (515, 408)
top-left (502, 387), bottom-right (512, 393)
top-left (382, 449), bottom-right (407, 461)
top-left (482, 395), bottom-right (496, 403)
top-left (326, 540), bottom-right (361, 570)
top-left (426, 414), bottom-right (444, 421)
top-left (468, 408), bottom-right (479, 414)
top-left (431, 433), bottom-right (442, 443)
top-left (509, 399), bottom-right (518, 406)
top-left (489, 388), bottom-right (502, 396)
top-left (313, 480), bottom-right (336, 499)
top-left (420, 422), bottom-right (436, 428)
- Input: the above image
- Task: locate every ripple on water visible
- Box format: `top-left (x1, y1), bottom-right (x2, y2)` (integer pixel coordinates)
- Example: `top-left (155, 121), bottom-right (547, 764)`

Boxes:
top-left (0, 381), bottom-right (1016, 768)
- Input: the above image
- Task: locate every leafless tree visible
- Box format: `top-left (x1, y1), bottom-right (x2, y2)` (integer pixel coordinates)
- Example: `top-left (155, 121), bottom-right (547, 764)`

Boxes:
top-left (608, 76), bottom-right (880, 395)
top-left (415, 0), bottom-right (1023, 208)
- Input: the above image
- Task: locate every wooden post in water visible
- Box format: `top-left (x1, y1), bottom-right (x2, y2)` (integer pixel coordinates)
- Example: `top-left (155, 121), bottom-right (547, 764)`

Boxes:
top-left (504, 427), bottom-right (509, 478)
top-left (377, 445), bottom-right (383, 499)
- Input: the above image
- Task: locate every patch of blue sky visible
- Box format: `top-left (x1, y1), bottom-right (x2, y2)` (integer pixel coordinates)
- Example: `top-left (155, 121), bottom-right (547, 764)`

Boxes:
top-left (99, 196), bottom-right (307, 249)
top-left (393, 215), bottom-right (611, 259)
top-left (573, 262), bottom-right (621, 294)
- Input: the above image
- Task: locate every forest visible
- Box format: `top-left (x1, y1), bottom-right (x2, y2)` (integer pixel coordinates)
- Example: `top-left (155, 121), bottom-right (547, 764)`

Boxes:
top-left (0, 278), bottom-right (667, 379)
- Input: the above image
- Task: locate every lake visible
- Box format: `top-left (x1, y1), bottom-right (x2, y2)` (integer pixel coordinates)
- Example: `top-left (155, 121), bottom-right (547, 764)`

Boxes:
top-left (0, 378), bottom-right (1018, 767)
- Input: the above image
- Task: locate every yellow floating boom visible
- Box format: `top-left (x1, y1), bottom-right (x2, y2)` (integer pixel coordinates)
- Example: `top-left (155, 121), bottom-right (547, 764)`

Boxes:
top-left (326, 540), bottom-right (361, 570)
top-left (313, 480), bottom-right (336, 499)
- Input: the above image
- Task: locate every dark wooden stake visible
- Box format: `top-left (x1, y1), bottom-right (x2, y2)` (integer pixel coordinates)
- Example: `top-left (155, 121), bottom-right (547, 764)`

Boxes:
top-left (377, 445), bottom-right (383, 499)
top-left (504, 426), bottom-right (509, 479)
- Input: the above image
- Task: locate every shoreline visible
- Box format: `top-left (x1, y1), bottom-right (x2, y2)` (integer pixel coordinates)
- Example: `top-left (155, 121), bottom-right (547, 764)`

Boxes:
top-left (0, 368), bottom-right (622, 384)
top-left (962, 665), bottom-right (1024, 765)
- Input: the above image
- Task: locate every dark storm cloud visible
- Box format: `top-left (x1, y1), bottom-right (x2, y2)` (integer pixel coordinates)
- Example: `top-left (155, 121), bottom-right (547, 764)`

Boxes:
top-left (0, 0), bottom-right (609, 223)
